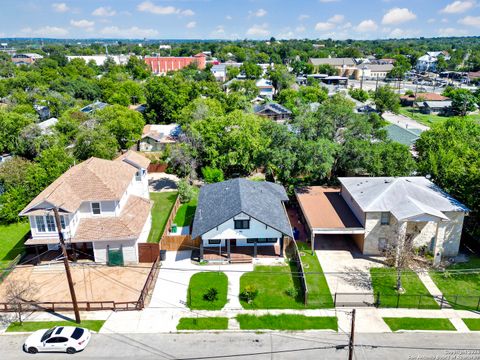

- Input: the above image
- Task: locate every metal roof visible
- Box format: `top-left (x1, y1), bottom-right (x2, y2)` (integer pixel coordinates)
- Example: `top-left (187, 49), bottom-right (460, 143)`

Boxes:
top-left (191, 178), bottom-right (292, 239)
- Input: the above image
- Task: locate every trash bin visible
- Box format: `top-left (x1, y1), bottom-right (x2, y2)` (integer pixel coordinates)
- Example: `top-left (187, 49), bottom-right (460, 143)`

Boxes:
top-left (171, 223), bottom-right (178, 233)
top-left (160, 250), bottom-right (167, 261)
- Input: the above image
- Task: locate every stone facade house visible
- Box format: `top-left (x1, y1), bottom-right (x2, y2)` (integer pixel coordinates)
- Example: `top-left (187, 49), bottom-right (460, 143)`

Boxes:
top-left (19, 151), bottom-right (152, 265)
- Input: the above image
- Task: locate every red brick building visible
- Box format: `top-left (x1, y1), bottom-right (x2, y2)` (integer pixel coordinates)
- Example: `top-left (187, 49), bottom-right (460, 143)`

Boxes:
top-left (144, 53), bottom-right (206, 75)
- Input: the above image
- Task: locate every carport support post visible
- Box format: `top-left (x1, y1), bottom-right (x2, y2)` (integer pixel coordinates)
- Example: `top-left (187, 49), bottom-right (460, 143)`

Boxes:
top-left (227, 239), bottom-right (231, 260)
top-left (199, 241), bottom-right (204, 261)
top-left (52, 207), bottom-right (81, 324)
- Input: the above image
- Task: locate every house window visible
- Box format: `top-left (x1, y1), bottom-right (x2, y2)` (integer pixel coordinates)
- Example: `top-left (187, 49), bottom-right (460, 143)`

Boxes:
top-left (91, 202), bottom-right (101, 215)
top-left (46, 215), bottom-right (56, 232)
top-left (135, 170), bottom-right (142, 181)
top-left (380, 212), bottom-right (390, 225)
top-left (234, 219), bottom-right (250, 229)
top-left (266, 238), bottom-right (277, 243)
top-left (257, 238), bottom-right (267, 243)
top-left (60, 216), bottom-right (66, 230)
top-left (35, 216), bottom-right (46, 232)
top-left (247, 238), bottom-right (257, 243)
top-left (208, 239), bottom-right (221, 245)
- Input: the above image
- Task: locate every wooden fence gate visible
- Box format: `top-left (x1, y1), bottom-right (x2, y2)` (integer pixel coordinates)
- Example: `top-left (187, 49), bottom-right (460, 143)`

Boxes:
top-left (138, 243), bottom-right (160, 263)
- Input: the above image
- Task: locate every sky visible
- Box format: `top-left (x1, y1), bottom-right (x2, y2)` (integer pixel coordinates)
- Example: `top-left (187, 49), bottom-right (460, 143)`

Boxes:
top-left (0, 0), bottom-right (479, 40)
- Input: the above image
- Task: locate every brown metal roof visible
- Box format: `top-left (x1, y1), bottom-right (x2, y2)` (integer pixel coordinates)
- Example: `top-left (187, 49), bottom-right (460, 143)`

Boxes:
top-left (295, 187), bottom-right (363, 230)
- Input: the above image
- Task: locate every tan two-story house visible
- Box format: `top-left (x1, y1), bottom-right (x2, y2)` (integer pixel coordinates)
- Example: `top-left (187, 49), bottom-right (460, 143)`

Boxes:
top-left (19, 151), bottom-right (152, 265)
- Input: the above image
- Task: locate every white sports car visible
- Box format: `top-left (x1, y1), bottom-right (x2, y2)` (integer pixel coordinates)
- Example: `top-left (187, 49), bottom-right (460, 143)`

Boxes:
top-left (23, 326), bottom-right (91, 354)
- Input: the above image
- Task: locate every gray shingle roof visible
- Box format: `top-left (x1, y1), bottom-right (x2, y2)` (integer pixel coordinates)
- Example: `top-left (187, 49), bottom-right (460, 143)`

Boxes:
top-left (191, 178), bottom-right (292, 239)
top-left (385, 124), bottom-right (423, 146)
top-left (253, 102), bottom-right (292, 115)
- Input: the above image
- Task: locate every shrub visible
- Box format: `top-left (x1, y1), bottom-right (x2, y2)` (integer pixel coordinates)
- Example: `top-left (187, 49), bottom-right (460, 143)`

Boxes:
top-left (240, 285), bottom-right (258, 303)
top-left (349, 88), bottom-right (369, 102)
top-left (202, 167), bottom-right (224, 184)
top-left (285, 287), bottom-right (298, 298)
top-left (178, 178), bottom-right (195, 203)
top-left (203, 288), bottom-right (219, 302)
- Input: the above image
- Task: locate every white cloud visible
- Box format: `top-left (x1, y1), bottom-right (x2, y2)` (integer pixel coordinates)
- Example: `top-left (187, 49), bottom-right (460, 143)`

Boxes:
top-left (441, 1), bottom-right (475, 14)
top-left (137, 1), bottom-right (194, 16)
top-left (328, 14), bottom-right (344, 24)
top-left (100, 26), bottom-right (159, 38)
top-left (23, 26), bottom-right (69, 37)
top-left (315, 22), bottom-right (335, 31)
top-left (250, 8), bottom-right (267, 17)
top-left (296, 25), bottom-right (306, 33)
top-left (186, 21), bottom-right (196, 29)
top-left (298, 14), bottom-right (310, 21)
top-left (382, 8), bottom-right (416, 25)
top-left (70, 19), bottom-right (95, 28)
top-left (52, 3), bottom-right (69, 13)
top-left (389, 27), bottom-right (419, 38)
top-left (438, 27), bottom-right (468, 36)
top-left (355, 19), bottom-right (378, 32)
top-left (226, 15), bottom-right (232, 20)
top-left (459, 15), bottom-right (480, 27)
top-left (246, 24), bottom-right (270, 37)
top-left (92, 6), bottom-right (116, 17)
top-left (211, 25), bottom-right (225, 36)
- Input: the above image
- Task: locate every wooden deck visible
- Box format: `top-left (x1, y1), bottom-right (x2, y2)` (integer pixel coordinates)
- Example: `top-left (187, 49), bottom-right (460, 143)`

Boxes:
top-left (203, 244), bottom-right (280, 263)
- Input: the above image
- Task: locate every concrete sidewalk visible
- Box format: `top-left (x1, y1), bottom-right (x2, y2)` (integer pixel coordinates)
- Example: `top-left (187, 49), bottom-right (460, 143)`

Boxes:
top-left (383, 111), bottom-right (430, 131)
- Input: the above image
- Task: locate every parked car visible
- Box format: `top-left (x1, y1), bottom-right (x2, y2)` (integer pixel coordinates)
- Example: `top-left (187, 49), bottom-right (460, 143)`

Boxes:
top-left (23, 326), bottom-right (91, 354)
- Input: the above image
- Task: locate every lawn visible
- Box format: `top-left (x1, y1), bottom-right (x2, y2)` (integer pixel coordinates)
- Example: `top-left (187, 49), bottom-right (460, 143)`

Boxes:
top-left (6, 320), bottom-right (105, 333)
top-left (0, 222), bottom-right (30, 268)
top-left (296, 242), bottom-right (334, 308)
top-left (147, 191), bottom-right (178, 243)
top-left (237, 314), bottom-right (338, 331)
top-left (173, 187), bottom-right (199, 227)
top-left (398, 107), bottom-right (480, 127)
top-left (383, 317), bottom-right (456, 331)
top-left (462, 319), bottom-right (480, 331)
top-left (187, 272), bottom-right (228, 310)
top-left (370, 268), bottom-right (439, 309)
top-left (240, 264), bottom-right (309, 309)
top-left (430, 256), bottom-right (480, 310)
top-left (176, 317), bottom-right (228, 330)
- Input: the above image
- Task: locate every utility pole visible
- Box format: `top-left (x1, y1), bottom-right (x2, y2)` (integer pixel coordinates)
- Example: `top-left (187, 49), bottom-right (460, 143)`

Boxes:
top-left (52, 207), bottom-right (81, 324)
top-left (348, 309), bottom-right (356, 360)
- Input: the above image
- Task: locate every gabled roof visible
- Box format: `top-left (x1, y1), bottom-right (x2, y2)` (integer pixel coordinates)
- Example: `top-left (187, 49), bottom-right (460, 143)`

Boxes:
top-left (20, 157), bottom-right (137, 215)
top-left (385, 124), bottom-right (423, 146)
top-left (254, 102), bottom-right (292, 115)
top-left (115, 150), bottom-right (151, 169)
top-left (191, 178), bottom-right (292, 238)
top-left (339, 177), bottom-right (469, 221)
top-left (309, 57), bottom-right (355, 66)
top-left (80, 101), bottom-right (109, 113)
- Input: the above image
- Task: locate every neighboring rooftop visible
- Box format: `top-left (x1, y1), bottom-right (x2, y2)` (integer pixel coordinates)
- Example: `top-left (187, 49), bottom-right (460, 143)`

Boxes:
top-left (309, 57), bottom-right (355, 66)
top-left (80, 101), bottom-right (109, 113)
top-left (191, 178), bottom-right (292, 239)
top-left (141, 124), bottom-right (181, 143)
top-left (38, 117), bottom-right (58, 135)
top-left (115, 150), bottom-right (151, 169)
top-left (339, 177), bottom-right (469, 221)
top-left (401, 93), bottom-right (449, 102)
top-left (253, 102), bottom-right (292, 115)
top-left (385, 124), bottom-right (423, 147)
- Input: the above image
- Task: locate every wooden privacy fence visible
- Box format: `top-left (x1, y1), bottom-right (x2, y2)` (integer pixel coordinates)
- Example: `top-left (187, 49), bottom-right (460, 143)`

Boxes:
top-left (138, 243), bottom-right (160, 263)
top-left (147, 163), bottom-right (168, 173)
top-left (285, 237), bottom-right (309, 306)
top-left (137, 255), bottom-right (161, 309)
top-left (160, 235), bottom-right (201, 251)
top-left (161, 195), bottom-right (181, 240)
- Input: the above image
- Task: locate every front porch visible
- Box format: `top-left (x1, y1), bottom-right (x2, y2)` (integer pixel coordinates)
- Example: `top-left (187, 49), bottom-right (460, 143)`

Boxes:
top-left (201, 244), bottom-right (281, 263)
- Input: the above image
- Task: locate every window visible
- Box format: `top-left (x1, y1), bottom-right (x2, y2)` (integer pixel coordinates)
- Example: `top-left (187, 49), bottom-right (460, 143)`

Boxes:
top-left (234, 219), bottom-right (250, 229)
top-left (60, 216), bottom-right (66, 230)
top-left (35, 216), bottom-right (46, 232)
top-left (247, 238), bottom-right (257, 244)
top-left (266, 238), bottom-right (277, 243)
top-left (208, 239), bottom-right (221, 245)
top-left (135, 170), bottom-right (142, 181)
top-left (54, 327), bottom-right (64, 335)
top-left (257, 238), bottom-right (267, 243)
top-left (380, 212), bottom-right (390, 225)
top-left (46, 215), bottom-right (56, 232)
top-left (71, 328), bottom-right (84, 340)
top-left (91, 202), bottom-right (101, 215)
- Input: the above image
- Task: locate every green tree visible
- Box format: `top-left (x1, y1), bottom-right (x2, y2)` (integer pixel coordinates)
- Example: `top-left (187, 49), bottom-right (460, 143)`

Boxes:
top-left (74, 126), bottom-right (119, 160)
top-left (374, 85), bottom-right (400, 114)
top-left (240, 62), bottom-right (262, 79)
top-left (449, 89), bottom-right (477, 116)
top-left (349, 88), bottom-right (369, 102)
top-left (0, 110), bottom-right (35, 154)
top-left (267, 64), bottom-right (295, 93)
top-left (202, 167), bottom-right (225, 183)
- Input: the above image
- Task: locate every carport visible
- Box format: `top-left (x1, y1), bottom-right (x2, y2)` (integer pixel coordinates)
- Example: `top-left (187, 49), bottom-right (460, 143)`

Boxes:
top-left (295, 187), bottom-right (365, 252)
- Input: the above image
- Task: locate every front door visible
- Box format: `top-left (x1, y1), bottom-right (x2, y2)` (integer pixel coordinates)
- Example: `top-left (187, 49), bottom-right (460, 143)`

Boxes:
top-left (230, 239), bottom-right (236, 247)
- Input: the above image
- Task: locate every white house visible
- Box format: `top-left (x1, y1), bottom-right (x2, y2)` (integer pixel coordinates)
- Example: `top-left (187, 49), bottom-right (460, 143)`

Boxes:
top-left (416, 51), bottom-right (450, 72)
top-left (191, 178), bottom-right (293, 262)
top-left (19, 151), bottom-right (152, 265)
top-left (296, 177), bottom-right (469, 265)
top-left (255, 79), bottom-right (275, 99)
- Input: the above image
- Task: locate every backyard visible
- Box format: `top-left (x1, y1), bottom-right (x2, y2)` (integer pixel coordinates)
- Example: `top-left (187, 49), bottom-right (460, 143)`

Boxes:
top-left (398, 107), bottom-right (480, 127)
top-left (370, 268), bottom-right (439, 309)
top-left (430, 256), bottom-right (480, 310)
top-left (187, 271), bottom-right (228, 310)
top-left (173, 187), bottom-right (199, 228)
top-left (147, 192), bottom-right (178, 243)
top-left (0, 222), bottom-right (30, 268)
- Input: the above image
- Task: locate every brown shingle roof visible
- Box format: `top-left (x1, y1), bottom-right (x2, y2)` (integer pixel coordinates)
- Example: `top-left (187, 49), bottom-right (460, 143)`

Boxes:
top-left (20, 157), bottom-right (136, 215)
top-left (115, 150), bottom-right (151, 169)
top-left (401, 93), bottom-right (449, 102)
top-left (72, 195), bottom-right (152, 242)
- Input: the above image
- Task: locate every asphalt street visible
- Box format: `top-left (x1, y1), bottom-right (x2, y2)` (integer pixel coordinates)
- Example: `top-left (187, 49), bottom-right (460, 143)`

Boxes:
top-left (2, 332), bottom-right (480, 360)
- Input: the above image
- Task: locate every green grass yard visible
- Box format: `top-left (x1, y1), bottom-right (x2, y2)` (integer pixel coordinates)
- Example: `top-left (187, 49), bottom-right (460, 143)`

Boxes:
top-left (370, 268), bottom-right (439, 309)
top-left (147, 192), bottom-right (178, 243)
top-left (173, 187), bottom-right (199, 227)
top-left (383, 317), bottom-right (456, 331)
top-left (176, 317), bottom-right (229, 330)
top-left (187, 272), bottom-right (228, 310)
top-left (296, 242), bottom-right (334, 308)
top-left (398, 107), bottom-right (480, 127)
top-left (430, 256), bottom-right (480, 310)
top-left (6, 320), bottom-right (105, 333)
top-left (462, 319), bottom-right (480, 331)
top-left (0, 222), bottom-right (30, 268)
top-left (237, 314), bottom-right (338, 331)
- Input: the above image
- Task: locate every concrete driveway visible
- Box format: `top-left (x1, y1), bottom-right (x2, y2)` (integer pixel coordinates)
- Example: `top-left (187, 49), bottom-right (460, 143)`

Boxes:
top-left (315, 235), bottom-right (385, 306)
top-left (148, 173), bottom-right (179, 192)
